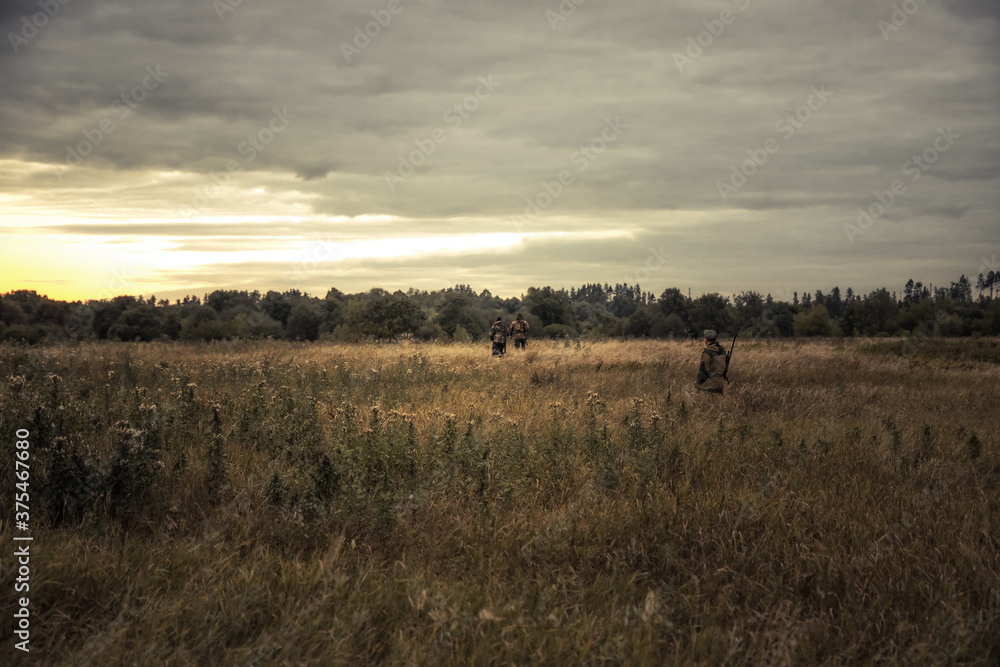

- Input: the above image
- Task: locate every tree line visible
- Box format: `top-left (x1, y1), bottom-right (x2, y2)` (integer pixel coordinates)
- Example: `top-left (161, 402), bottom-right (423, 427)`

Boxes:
top-left (1, 272), bottom-right (999, 344)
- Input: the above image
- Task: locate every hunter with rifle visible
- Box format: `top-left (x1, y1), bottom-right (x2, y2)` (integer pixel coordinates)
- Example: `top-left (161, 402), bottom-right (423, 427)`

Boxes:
top-left (695, 329), bottom-right (736, 394)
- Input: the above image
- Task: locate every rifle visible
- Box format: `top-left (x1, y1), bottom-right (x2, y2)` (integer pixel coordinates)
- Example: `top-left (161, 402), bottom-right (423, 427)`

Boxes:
top-left (722, 331), bottom-right (738, 384)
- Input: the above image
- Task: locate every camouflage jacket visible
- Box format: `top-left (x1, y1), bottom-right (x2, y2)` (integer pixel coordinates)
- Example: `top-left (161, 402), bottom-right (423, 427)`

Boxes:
top-left (509, 319), bottom-right (529, 340)
top-left (696, 341), bottom-right (727, 391)
top-left (490, 322), bottom-right (508, 343)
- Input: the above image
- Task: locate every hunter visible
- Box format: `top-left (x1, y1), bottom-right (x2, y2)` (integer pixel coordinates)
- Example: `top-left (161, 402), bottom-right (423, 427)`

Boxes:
top-left (696, 329), bottom-right (727, 394)
top-left (509, 312), bottom-right (529, 350)
top-left (489, 317), bottom-right (508, 356)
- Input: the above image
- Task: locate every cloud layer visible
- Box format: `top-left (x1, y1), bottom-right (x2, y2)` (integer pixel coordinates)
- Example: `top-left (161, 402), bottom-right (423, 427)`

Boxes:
top-left (1, 0), bottom-right (998, 300)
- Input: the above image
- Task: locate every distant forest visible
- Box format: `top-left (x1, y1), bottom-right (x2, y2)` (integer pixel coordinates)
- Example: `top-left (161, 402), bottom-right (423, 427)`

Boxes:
top-left (1, 271), bottom-right (998, 344)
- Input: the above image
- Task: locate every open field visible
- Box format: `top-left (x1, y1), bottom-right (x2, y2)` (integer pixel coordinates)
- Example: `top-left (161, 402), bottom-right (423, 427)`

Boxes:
top-left (2, 338), bottom-right (999, 665)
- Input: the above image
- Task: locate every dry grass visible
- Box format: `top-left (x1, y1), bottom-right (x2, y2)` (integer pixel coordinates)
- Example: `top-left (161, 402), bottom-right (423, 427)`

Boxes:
top-left (1, 338), bottom-right (998, 665)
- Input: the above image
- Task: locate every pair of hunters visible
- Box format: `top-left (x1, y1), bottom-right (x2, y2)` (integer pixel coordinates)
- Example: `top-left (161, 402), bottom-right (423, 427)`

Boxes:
top-left (489, 313), bottom-right (529, 355)
top-left (489, 316), bottom-right (735, 394)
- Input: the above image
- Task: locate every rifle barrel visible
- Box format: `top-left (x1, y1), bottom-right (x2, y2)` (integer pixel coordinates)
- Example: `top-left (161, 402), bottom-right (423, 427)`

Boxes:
top-left (723, 332), bottom-right (738, 383)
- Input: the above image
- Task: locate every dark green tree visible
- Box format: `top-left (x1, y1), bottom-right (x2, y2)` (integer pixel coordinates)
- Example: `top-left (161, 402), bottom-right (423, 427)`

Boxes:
top-left (345, 289), bottom-right (427, 339)
top-left (657, 287), bottom-right (690, 323)
top-left (435, 291), bottom-right (486, 339)
top-left (793, 304), bottom-right (834, 337)
top-left (525, 286), bottom-right (574, 327)
top-left (108, 306), bottom-right (162, 342)
top-left (286, 301), bottom-right (325, 341)
top-left (687, 293), bottom-right (732, 335)
top-left (733, 290), bottom-right (765, 329)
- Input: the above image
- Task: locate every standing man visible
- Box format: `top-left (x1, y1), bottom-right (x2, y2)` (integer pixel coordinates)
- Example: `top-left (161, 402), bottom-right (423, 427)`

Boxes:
top-left (509, 312), bottom-right (530, 350)
top-left (696, 329), bottom-right (727, 394)
top-left (489, 316), bottom-right (508, 356)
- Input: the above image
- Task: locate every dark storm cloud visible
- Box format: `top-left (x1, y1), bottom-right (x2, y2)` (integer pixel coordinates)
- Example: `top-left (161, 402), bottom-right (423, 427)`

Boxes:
top-left (0, 0), bottom-right (42, 28)
top-left (943, 0), bottom-right (1000, 21)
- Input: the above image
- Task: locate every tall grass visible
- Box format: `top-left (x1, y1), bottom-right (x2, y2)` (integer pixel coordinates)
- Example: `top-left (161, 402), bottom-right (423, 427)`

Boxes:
top-left (1, 338), bottom-right (998, 665)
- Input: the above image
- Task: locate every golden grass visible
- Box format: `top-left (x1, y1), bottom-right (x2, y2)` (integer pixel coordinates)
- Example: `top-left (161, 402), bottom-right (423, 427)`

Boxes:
top-left (1, 338), bottom-right (998, 665)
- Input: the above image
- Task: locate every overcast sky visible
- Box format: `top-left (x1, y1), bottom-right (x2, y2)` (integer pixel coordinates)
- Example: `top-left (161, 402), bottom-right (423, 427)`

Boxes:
top-left (1, 0), bottom-right (997, 302)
